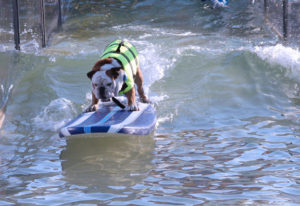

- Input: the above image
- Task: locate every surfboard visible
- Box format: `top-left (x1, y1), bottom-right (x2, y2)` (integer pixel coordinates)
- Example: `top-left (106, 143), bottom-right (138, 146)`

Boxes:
top-left (59, 102), bottom-right (156, 138)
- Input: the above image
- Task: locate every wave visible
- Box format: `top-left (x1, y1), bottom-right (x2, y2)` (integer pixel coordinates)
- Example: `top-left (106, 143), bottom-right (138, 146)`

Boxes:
top-left (32, 98), bottom-right (77, 132)
top-left (254, 44), bottom-right (300, 80)
top-left (210, 0), bottom-right (228, 8)
top-left (3, 18), bottom-right (300, 135)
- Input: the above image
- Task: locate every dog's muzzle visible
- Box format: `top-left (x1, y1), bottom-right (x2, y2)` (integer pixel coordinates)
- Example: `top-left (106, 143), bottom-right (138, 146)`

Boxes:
top-left (99, 86), bottom-right (105, 98)
top-left (98, 86), bottom-right (110, 102)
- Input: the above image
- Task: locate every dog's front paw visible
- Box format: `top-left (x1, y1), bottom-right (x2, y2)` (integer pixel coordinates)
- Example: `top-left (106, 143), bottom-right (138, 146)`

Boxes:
top-left (127, 104), bottom-right (139, 111)
top-left (84, 104), bottom-right (97, 112)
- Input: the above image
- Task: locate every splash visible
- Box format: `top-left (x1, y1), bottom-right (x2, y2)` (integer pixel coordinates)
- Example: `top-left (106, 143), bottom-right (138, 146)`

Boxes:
top-left (32, 98), bottom-right (77, 132)
top-left (211, 0), bottom-right (228, 7)
top-left (125, 39), bottom-right (176, 98)
top-left (254, 44), bottom-right (300, 79)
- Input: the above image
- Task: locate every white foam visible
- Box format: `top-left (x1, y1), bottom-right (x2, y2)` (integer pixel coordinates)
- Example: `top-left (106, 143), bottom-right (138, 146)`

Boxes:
top-left (254, 44), bottom-right (300, 79)
top-left (0, 28), bottom-right (14, 34)
top-left (211, 0), bottom-right (228, 7)
top-left (128, 39), bottom-right (176, 95)
top-left (113, 24), bottom-right (197, 39)
top-left (157, 113), bottom-right (175, 127)
top-left (20, 39), bottom-right (40, 54)
top-left (32, 98), bottom-right (77, 132)
top-left (149, 95), bottom-right (168, 104)
top-left (81, 92), bottom-right (92, 112)
top-left (48, 56), bottom-right (56, 62)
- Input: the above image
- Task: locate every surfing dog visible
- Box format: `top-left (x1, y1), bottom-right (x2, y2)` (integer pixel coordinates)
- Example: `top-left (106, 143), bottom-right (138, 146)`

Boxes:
top-left (86, 40), bottom-right (149, 112)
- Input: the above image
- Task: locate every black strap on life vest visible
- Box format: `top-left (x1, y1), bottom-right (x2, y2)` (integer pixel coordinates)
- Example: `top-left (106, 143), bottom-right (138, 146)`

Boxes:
top-left (102, 41), bottom-right (138, 72)
top-left (112, 97), bottom-right (126, 109)
top-left (101, 44), bottom-right (135, 78)
top-left (116, 41), bottom-right (124, 53)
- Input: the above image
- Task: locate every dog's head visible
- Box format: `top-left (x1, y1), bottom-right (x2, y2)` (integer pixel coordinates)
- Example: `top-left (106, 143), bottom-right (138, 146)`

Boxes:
top-left (87, 58), bottom-right (125, 102)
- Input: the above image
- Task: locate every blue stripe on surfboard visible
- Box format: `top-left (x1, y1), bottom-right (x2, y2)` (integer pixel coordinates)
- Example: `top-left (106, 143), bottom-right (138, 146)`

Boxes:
top-left (76, 107), bottom-right (115, 127)
top-left (60, 106), bottom-right (119, 136)
top-left (124, 104), bottom-right (155, 127)
top-left (84, 106), bottom-right (121, 134)
top-left (89, 108), bottom-right (133, 133)
top-left (118, 104), bottom-right (156, 135)
top-left (59, 111), bottom-right (95, 137)
top-left (107, 104), bottom-right (150, 133)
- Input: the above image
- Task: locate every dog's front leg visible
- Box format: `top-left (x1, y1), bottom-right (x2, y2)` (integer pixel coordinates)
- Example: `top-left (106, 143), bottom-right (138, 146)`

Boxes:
top-left (85, 92), bottom-right (99, 112)
top-left (125, 88), bottom-right (139, 111)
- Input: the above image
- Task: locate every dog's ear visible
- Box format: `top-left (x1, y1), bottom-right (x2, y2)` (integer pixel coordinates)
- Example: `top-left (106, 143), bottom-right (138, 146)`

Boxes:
top-left (87, 58), bottom-right (113, 80)
top-left (87, 70), bottom-right (96, 80)
top-left (92, 58), bottom-right (112, 71)
top-left (111, 67), bottom-right (122, 79)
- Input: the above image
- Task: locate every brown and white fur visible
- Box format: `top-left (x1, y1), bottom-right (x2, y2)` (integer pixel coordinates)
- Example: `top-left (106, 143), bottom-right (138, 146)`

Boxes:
top-left (86, 58), bottom-right (149, 112)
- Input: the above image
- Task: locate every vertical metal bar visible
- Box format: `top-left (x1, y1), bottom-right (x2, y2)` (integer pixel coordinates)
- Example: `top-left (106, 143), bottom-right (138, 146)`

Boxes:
top-left (12, 0), bottom-right (20, 50)
top-left (282, 0), bottom-right (288, 40)
top-left (263, 0), bottom-right (268, 21)
top-left (57, 0), bottom-right (62, 29)
top-left (264, 0), bottom-right (268, 13)
top-left (40, 0), bottom-right (46, 47)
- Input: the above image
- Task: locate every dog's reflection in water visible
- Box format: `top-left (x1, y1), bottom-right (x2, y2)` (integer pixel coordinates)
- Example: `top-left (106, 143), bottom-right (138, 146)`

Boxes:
top-left (60, 134), bottom-right (155, 189)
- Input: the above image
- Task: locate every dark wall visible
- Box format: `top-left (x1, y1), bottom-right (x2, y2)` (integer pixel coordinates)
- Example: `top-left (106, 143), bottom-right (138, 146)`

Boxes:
top-left (264, 0), bottom-right (300, 42)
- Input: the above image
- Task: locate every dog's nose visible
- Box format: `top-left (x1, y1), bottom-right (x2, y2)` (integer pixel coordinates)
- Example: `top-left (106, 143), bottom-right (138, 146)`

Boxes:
top-left (99, 87), bottom-right (106, 98)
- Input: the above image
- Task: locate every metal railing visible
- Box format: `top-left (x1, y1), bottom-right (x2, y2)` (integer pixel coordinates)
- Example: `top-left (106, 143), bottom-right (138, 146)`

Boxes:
top-left (264, 0), bottom-right (300, 42)
top-left (2, 0), bottom-right (63, 50)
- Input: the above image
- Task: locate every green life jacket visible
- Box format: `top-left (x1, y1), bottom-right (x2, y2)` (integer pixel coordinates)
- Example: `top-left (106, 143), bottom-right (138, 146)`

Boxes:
top-left (101, 40), bottom-right (139, 95)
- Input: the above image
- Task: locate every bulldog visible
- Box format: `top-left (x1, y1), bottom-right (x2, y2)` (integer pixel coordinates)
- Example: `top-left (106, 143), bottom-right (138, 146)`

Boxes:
top-left (86, 40), bottom-right (149, 112)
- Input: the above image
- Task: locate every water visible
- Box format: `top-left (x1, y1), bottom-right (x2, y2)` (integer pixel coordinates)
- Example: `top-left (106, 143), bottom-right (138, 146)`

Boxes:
top-left (1, 0), bottom-right (300, 205)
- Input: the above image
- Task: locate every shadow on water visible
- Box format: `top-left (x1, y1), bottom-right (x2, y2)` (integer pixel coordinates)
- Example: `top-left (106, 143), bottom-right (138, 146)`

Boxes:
top-left (60, 134), bottom-right (155, 189)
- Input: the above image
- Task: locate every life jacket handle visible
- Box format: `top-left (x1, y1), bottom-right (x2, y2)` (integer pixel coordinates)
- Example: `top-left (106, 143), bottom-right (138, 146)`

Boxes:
top-left (116, 41), bottom-right (124, 53)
